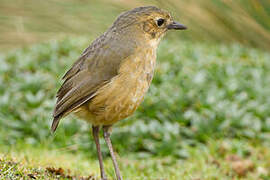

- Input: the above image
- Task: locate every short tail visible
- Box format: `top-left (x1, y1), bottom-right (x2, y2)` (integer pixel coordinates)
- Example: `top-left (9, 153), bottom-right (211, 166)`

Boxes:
top-left (51, 116), bottom-right (61, 133)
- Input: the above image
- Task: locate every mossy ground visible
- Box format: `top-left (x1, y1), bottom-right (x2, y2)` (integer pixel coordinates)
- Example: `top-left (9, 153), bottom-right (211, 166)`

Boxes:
top-left (1, 139), bottom-right (269, 180)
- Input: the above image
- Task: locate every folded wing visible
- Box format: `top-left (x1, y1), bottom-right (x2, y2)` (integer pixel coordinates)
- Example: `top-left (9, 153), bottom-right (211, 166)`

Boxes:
top-left (51, 33), bottom-right (136, 132)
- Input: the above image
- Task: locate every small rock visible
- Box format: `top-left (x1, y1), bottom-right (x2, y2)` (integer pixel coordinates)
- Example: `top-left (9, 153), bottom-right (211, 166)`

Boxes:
top-left (257, 166), bottom-right (268, 176)
top-left (231, 160), bottom-right (254, 177)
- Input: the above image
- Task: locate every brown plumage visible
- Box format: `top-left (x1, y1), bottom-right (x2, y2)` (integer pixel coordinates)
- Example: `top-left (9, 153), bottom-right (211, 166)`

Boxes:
top-left (51, 6), bottom-right (186, 180)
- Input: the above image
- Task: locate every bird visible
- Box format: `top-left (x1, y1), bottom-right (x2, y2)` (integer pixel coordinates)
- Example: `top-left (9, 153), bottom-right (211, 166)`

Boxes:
top-left (51, 6), bottom-right (187, 180)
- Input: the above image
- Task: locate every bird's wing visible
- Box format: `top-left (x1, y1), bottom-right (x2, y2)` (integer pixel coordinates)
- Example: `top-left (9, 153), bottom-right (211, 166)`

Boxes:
top-left (51, 33), bottom-right (136, 132)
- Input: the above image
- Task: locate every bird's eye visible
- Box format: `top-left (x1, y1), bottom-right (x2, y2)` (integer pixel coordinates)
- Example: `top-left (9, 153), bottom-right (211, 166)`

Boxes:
top-left (157, 18), bottom-right (165, 27)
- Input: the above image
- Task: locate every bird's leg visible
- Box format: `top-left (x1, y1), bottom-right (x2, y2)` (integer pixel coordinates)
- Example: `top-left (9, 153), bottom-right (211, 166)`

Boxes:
top-left (103, 125), bottom-right (123, 180)
top-left (92, 125), bottom-right (107, 180)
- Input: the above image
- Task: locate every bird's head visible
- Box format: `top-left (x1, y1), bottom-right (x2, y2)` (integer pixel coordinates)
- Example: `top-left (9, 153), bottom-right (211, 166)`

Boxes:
top-left (110, 6), bottom-right (187, 47)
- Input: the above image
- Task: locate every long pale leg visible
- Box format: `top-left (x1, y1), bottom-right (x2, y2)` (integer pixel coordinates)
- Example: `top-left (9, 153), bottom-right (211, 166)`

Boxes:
top-left (103, 125), bottom-right (123, 180)
top-left (92, 126), bottom-right (107, 180)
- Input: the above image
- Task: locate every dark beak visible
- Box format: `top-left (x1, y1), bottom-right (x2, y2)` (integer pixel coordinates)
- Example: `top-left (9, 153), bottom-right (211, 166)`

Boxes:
top-left (167, 21), bottom-right (187, 30)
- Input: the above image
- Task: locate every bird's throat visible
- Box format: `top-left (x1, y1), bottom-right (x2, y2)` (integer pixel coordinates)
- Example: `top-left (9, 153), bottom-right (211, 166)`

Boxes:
top-left (149, 38), bottom-right (161, 49)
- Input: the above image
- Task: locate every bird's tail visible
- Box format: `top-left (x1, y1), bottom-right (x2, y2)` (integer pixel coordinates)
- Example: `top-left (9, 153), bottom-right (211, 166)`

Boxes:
top-left (51, 116), bottom-right (61, 133)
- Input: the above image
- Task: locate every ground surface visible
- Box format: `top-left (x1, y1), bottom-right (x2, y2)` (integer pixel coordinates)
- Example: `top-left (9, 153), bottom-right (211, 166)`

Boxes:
top-left (1, 139), bottom-right (269, 180)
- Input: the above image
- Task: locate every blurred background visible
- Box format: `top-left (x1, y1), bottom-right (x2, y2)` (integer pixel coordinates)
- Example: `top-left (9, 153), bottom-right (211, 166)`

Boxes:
top-left (1, 0), bottom-right (270, 50)
top-left (0, 0), bottom-right (270, 179)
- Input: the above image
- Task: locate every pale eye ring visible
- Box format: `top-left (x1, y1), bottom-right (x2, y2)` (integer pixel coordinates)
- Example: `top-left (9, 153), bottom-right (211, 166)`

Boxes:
top-left (156, 18), bottom-right (165, 27)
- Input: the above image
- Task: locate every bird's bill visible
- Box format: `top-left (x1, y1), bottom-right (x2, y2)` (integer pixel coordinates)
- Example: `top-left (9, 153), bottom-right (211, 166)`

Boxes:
top-left (167, 21), bottom-right (187, 30)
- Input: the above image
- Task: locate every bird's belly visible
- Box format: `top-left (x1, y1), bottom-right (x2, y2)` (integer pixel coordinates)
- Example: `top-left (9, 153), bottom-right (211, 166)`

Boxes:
top-left (87, 72), bottom-right (152, 125)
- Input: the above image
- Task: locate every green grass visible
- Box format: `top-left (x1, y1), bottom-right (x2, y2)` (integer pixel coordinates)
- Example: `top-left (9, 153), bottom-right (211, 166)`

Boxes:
top-left (1, 139), bottom-right (269, 179)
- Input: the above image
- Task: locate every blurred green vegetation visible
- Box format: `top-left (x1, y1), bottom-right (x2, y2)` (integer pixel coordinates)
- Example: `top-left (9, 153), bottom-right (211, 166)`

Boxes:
top-left (159, 0), bottom-right (270, 50)
top-left (1, 38), bottom-right (270, 157)
top-left (0, 0), bottom-right (269, 50)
